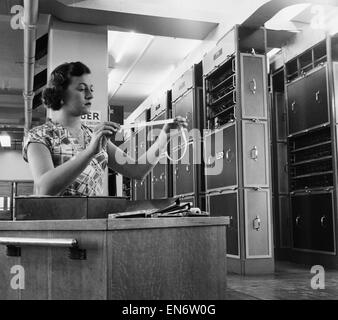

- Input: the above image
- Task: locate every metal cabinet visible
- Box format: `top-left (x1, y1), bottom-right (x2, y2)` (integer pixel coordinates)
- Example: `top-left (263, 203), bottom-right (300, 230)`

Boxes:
top-left (276, 143), bottom-right (288, 194)
top-left (134, 127), bottom-right (148, 201)
top-left (172, 67), bottom-right (193, 102)
top-left (149, 112), bottom-right (170, 199)
top-left (172, 90), bottom-right (194, 133)
top-left (244, 188), bottom-right (272, 258)
top-left (287, 66), bottom-right (329, 135)
top-left (151, 160), bottom-right (168, 199)
top-left (279, 195), bottom-right (291, 248)
top-left (202, 28), bottom-right (236, 76)
top-left (274, 92), bottom-right (287, 141)
top-left (292, 191), bottom-right (334, 253)
top-left (208, 191), bottom-right (239, 257)
top-left (204, 123), bottom-right (237, 191)
top-left (242, 120), bottom-right (270, 187)
top-left (173, 143), bottom-right (194, 196)
top-left (240, 53), bottom-right (267, 120)
top-left (134, 180), bottom-right (147, 201)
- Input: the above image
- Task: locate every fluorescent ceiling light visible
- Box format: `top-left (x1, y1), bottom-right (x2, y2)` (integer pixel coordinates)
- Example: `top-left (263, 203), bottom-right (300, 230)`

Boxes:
top-left (267, 48), bottom-right (282, 60)
top-left (0, 134), bottom-right (11, 147)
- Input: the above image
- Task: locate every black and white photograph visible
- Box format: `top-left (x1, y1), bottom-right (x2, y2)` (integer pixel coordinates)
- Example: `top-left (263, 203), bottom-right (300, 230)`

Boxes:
top-left (0, 0), bottom-right (338, 304)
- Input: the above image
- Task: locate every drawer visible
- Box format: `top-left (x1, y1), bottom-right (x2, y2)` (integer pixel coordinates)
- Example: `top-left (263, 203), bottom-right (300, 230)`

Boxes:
top-left (242, 120), bottom-right (270, 187)
top-left (244, 188), bottom-right (272, 258)
top-left (240, 53), bottom-right (267, 120)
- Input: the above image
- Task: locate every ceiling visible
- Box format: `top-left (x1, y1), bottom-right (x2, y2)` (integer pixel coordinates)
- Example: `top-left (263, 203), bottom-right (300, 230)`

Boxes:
top-left (1, 0), bottom-right (338, 144)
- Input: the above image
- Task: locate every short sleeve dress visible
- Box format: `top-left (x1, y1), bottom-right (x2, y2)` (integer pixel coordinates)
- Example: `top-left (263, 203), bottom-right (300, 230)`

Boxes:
top-left (22, 119), bottom-right (108, 196)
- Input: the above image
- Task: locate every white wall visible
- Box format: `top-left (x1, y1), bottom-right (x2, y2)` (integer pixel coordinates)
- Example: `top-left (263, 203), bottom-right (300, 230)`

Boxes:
top-left (0, 150), bottom-right (32, 181)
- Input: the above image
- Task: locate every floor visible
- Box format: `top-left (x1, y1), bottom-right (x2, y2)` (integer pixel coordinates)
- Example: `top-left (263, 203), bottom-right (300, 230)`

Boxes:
top-left (225, 261), bottom-right (338, 300)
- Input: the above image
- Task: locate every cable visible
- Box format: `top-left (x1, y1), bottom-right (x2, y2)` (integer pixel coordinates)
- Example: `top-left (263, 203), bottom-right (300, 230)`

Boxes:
top-left (162, 126), bottom-right (189, 163)
top-left (119, 118), bottom-right (189, 163)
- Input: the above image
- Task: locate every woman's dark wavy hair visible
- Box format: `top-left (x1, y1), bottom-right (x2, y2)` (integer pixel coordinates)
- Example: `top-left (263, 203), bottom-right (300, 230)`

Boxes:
top-left (42, 61), bottom-right (91, 110)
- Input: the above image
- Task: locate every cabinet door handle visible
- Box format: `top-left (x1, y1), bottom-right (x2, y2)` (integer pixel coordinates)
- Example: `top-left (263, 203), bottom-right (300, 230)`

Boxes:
top-left (320, 215), bottom-right (327, 228)
top-left (225, 149), bottom-right (233, 162)
top-left (291, 101), bottom-right (296, 112)
top-left (249, 78), bottom-right (257, 94)
top-left (295, 215), bottom-right (301, 226)
top-left (185, 165), bottom-right (190, 172)
top-left (315, 90), bottom-right (320, 103)
top-left (232, 58), bottom-right (236, 72)
top-left (253, 216), bottom-right (261, 231)
top-left (250, 146), bottom-right (258, 161)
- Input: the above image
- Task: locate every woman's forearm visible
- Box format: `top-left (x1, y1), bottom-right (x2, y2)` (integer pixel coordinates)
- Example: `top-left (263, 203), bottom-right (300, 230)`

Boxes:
top-left (36, 149), bottom-right (95, 195)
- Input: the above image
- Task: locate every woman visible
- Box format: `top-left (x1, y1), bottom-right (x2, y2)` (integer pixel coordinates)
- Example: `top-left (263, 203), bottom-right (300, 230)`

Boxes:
top-left (23, 61), bottom-right (187, 196)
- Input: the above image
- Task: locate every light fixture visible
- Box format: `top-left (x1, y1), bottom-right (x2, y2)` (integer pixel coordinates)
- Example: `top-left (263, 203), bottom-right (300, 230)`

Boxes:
top-left (0, 132), bottom-right (11, 147)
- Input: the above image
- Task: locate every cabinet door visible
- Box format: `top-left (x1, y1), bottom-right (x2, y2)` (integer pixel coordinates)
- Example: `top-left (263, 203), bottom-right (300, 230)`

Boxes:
top-left (244, 188), bottom-right (272, 258)
top-left (172, 67), bottom-right (193, 102)
top-left (205, 124), bottom-right (237, 191)
top-left (279, 195), bottom-right (291, 248)
top-left (291, 193), bottom-right (311, 250)
top-left (274, 92), bottom-right (287, 141)
top-left (208, 192), bottom-right (239, 257)
top-left (309, 192), bottom-right (334, 252)
top-left (304, 67), bottom-right (329, 130)
top-left (202, 29), bottom-right (235, 76)
top-left (241, 54), bottom-right (267, 120)
top-left (276, 143), bottom-right (288, 194)
top-left (135, 180), bottom-right (147, 201)
top-left (137, 128), bottom-right (147, 157)
top-left (173, 90), bottom-right (194, 133)
top-left (242, 120), bottom-right (270, 187)
top-left (173, 144), bottom-right (194, 196)
top-left (151, 161), bottom-right (167, 199)
top-left (287, 78), bottom-right (307, 135)
top-left (287, 67), bottom-right (328, 134)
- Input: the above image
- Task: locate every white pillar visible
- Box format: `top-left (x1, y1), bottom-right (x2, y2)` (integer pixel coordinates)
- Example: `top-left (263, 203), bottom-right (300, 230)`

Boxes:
top-left (47, 18), bottom-right (109, 195)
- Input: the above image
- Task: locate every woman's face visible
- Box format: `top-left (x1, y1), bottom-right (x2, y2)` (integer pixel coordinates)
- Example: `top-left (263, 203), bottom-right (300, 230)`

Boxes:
top-left (63, 73), bottom-right (94, 116)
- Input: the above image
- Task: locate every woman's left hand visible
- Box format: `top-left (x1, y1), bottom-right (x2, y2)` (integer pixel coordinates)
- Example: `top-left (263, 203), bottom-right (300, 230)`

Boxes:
top-left (163, 116), bottom-right (188, 135)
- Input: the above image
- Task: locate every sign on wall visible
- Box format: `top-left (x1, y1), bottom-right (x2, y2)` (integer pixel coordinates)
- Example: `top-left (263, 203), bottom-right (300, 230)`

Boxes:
top-left (81, 110), bottom-right (101, 129)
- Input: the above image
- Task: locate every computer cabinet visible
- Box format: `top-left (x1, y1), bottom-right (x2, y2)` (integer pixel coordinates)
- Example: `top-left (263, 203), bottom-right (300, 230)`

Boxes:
top-left (131, 111), bottom-right (149, 201)
top-left (270, 33), bottom-right (338, 268)
top-left (171, 63), bottom-right (204, 200)
top-left (149, 92), bottom-right (172, 199)
top-left (202, 25), bottom-right (273, 274)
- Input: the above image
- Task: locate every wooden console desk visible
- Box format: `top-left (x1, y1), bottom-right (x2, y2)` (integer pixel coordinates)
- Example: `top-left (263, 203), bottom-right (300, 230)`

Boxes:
top-left (0, 217), bottom-right (229, 300)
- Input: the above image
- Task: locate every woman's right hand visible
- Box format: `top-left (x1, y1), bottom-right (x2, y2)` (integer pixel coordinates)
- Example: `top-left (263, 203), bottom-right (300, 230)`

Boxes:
top-left (87, 121), bottom-right (121, 156)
